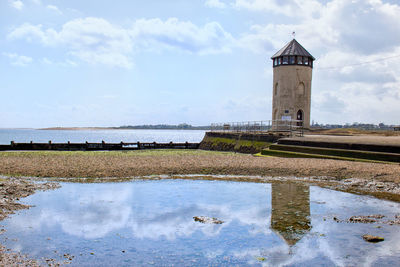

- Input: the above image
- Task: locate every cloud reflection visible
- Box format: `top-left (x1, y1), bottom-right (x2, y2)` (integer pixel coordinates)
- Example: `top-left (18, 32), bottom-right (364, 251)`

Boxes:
top-left (3, 180), bottom-right (400, 266)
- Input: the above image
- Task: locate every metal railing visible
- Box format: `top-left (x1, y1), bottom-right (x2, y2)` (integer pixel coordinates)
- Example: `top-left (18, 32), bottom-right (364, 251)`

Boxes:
top-left (210, 120), bottom-right (304, 136)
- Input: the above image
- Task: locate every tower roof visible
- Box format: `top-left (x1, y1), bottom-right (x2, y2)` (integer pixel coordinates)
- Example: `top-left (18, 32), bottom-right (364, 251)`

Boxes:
top-left (271, 39), bottom-right (315, 60)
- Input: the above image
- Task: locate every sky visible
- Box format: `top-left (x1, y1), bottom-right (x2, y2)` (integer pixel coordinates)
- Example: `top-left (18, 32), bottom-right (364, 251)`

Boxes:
top-left (1, 0), bottom-right (400, 128)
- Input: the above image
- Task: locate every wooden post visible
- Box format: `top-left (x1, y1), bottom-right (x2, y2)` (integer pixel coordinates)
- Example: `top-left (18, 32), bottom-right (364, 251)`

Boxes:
top-left (137, 142), bottom-right (140, 150)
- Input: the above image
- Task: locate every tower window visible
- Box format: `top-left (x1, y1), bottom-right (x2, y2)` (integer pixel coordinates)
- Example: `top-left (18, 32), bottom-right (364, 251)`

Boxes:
top-left (297, 56), bottom-right (302, 64)
top-left (284, 110), bottom-right (289, 114)
top-left (304, 57), bottom-right (309, 65)
top-left (283, 56), bottom-right (288, 64)
top-left (289, 56), bottom-right (295, 64)
top-left (274, 58), bottom-right (277, 66)
top-left (297, 82), bottom-right (305, 95)
top-left (278, 58), bottom-right (281, 65)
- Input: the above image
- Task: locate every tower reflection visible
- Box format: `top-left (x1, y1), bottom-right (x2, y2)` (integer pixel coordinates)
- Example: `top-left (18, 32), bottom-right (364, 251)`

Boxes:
top-left (271, 183), bottom-right (311, 246)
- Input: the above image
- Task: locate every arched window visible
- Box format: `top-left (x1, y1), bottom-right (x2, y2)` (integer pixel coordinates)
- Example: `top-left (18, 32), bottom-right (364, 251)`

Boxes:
top-left (297, 82), bottom-right (305, 95)
top-left (274, 83), bottom-right (278, 95)
top-left (296, 110), bottom-right (303, 126)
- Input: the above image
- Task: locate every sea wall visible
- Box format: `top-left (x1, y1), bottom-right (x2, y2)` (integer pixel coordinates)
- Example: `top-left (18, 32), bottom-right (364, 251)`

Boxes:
top-left (199, 132), bottom-right (286, 154)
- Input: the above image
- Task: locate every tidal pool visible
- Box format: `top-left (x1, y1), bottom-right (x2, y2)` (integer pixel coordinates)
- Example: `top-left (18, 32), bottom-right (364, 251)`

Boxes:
top-left (1, 179), bottom-right (400, 266)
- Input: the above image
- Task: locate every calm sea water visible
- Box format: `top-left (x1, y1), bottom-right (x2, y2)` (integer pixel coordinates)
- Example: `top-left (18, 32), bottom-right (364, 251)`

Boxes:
top-left (1, 179), bottom-right (399, 266)
top-left (0, 129), bottom-right (206, 145)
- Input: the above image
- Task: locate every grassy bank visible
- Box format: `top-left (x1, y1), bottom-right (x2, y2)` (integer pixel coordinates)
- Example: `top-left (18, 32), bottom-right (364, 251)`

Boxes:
top-left (199, 135), bottom-right (272, 153)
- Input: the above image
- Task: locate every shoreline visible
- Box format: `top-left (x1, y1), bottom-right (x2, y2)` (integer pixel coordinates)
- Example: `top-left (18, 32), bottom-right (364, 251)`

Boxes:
top-left (37, 127), bottom-right (208, 131)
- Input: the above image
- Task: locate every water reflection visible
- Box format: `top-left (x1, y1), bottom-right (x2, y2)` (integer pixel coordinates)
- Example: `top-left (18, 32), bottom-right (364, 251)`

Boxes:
top-left (271, 183), bottom-right (311, 246)
top-left (1, 180), bottom-right (400, 266)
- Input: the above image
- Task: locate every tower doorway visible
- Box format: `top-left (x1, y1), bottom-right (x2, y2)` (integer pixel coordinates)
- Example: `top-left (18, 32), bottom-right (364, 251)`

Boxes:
top-left (296, 110), bottom-right (303, 126)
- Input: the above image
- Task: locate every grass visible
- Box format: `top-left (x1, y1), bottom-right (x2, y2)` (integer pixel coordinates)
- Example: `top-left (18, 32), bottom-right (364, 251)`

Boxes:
top-left (203, 136), bottom-right (272, 151)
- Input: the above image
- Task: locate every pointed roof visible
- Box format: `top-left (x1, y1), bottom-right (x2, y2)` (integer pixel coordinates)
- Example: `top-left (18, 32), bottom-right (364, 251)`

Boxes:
top-left (271, 39), bottom-right (315, 60)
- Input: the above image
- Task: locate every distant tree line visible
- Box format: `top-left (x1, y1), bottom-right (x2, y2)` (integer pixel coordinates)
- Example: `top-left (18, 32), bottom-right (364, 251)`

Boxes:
top-left (116, 123), bottom-right (211, 130)
top-left (311, 121), bottom-right (399, 130)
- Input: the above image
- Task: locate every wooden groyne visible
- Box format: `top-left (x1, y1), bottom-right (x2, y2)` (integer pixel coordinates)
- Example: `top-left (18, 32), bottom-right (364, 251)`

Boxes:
top-left (0, 141), bottom-right (200, 151)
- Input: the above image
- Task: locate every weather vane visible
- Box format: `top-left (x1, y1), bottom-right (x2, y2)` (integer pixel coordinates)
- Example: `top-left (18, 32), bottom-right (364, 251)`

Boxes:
top-left (292, 31), bottom-right (296, 39)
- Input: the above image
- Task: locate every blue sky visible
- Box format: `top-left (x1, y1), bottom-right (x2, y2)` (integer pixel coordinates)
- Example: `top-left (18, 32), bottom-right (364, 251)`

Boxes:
top-left (1, 0), bottom-right (400, 128)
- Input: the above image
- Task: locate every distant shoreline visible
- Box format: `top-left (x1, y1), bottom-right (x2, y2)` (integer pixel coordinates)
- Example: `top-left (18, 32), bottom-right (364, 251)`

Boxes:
top-left (38, 127), bottom-right (209, 131)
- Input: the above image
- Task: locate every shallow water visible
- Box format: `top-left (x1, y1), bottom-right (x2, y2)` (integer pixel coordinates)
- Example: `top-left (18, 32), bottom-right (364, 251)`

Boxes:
top-left (0, 129), bottom-right (206, 144)
top-left (1, 179), bottom-right (400, 266)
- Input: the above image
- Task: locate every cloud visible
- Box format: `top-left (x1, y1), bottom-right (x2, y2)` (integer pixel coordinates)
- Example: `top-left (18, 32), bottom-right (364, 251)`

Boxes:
top-left (2, 53), bottom-right (33, 66)
top-left (8, 23), bottom-right (58, 45)
top-left (234, 0), bottom-right (322, 18)
top-left (8, 17), bottom-right (234, 68)
top-left (130, 18), bottom-right (235, 54)
top-left (41, 57), bottom-right (78, 67)
top-left (46, 5), bottom-right (62, 14)
top-left (238, 0), bottom-right (400, 55)
top-left (8, 0), bottom-right (23, 10)
top-left (205, 0), bottom-right (227, 9)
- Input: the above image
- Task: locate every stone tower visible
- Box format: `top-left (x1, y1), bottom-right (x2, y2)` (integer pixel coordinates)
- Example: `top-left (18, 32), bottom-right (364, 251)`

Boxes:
top-left (271, 39), bottom-right (315, 129)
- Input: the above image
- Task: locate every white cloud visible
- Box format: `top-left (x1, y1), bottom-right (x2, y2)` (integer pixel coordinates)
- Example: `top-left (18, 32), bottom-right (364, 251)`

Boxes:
top-left (3, 53), bottom-right (33, 66)
top-left (8, 17), bottom-right (235, 68)
top-left (8, 23), bottom-right (58, 45)
top-left (234, 0), bottom-right (322, 18)
top-left (130, 18), bottom-right (235, 54)
top-left (41, 57), bottom-right (78, 67)
top-left (205, 0), bottom-right (227, 9)
top-left (8, 0), bottom-right (24, 10)
top-left (238, 0), bottom-right (400, 54)
top-left (46, 5), bottom-right (62, 14)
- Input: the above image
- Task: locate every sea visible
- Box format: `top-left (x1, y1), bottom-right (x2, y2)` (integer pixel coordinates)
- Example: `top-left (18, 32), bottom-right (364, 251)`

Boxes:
top-left (0, 129), bottom-right (206, 145)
